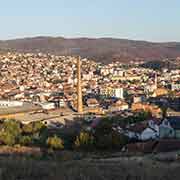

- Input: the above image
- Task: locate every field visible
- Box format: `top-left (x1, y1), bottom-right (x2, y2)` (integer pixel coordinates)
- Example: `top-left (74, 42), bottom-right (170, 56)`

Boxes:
top-left (0, 151), bottom-right (180, 180)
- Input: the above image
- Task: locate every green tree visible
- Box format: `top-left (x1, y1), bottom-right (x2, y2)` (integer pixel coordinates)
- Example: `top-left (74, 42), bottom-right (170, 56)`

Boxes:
top-left (0, 119), bottom-right (22, 145)
top-left (94, 120), bottom-right (128, 150)
top-left (19, 135), bottom-right (33, 146)
top-left (0, 132), bottom-right (16, 146)
top-left (3, 120), bottom-right (21, 137)
top-left (168, 90), bottom-right (175, 99)
top-left (111, 131), bottom-right (128, 149)
top-left (32, 121), bottom-right (45, 133)
top-left (135, 111), bottom-right (152, 122)
top-left (22, 123), bottom-right (33, 134)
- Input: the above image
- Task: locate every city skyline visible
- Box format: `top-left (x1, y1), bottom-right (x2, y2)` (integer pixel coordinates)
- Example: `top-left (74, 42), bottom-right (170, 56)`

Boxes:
top-left (1, 0), bottom-right (180, 42)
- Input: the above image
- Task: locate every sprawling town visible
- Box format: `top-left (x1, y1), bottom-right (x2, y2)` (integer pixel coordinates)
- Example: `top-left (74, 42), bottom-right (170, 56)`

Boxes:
top-left (2, 0), bottom-right (180, 179)
top-left (0, 51), bottom-right (179, 153)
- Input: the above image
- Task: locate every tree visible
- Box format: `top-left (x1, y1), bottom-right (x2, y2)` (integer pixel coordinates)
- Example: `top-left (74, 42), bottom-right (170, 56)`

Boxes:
top-left (161, 106), bottom-right (168, 119)
top-left (135, 111), bottom-right (152, 122)
top-left (32, 121), bottom-right (45, 133)
top-left (0, 132), bottom-right (16, 146)
top-left (22, 123), bottom-right (33, 134)
top-left (0, 120), bottom-right (22, 145)
top-left (19, 135), bottom-right (33, 146)
top-left (123, 90), bottom-right (130, 101)
top-left (111, 131), bottom-right (128, 149)
top-left (3, 120), bottom-right (21, 137)
top-left (168, 90), bottom-right (175, 99)
top-left (74, 131), bottom-right (94, 150)
top-left (46, 135), bottom-right (64, 150)
top-left (94, 120), bottom-right (128, 150)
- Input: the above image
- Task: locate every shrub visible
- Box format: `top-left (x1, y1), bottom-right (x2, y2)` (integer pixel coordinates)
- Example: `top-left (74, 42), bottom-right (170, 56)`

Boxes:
top-left (46, 135), bottom-right (64, 150)
top-left (19, 136), bottom-right (33, 146)
top-left (74, 131), bottom-right (94, 150)
top-left (0, 120), bottom-right (22, 145)
top-left (0, 132), bottom-right (16, 146)
top-left (3, 120), bottom-right (21, 137)
top-left (22, 123), bottom-right (33, 134)
top-left (22, 121), bottom-right (46, 134)
top-left (32, 121), bottom-right (46, 133)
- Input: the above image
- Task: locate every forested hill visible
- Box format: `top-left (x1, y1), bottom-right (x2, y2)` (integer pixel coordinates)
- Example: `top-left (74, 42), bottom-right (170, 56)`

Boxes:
top-left (1, 36), bottom-right (180, 63)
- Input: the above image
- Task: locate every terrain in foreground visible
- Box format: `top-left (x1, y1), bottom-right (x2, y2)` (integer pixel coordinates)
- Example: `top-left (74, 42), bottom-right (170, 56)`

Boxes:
top-left (0, 151), bottom-right (180, 180)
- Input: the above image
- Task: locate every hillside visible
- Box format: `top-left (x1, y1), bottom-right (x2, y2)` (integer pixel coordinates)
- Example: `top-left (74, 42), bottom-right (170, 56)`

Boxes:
top-left (1, 152), bottom-right (180, 180)
top-left (1, 36), bottom-right (180, 63)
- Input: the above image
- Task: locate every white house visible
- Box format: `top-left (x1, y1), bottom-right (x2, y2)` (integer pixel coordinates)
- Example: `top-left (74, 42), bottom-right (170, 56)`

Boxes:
top-left (140, 128), bottom-right (158, 141)
top-left (125, 120), bottom-right (159, 141)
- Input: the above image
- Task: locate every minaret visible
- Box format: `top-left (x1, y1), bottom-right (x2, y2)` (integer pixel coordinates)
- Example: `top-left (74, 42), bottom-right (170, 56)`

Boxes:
top-left (77, 56), bottom-right (83, 113)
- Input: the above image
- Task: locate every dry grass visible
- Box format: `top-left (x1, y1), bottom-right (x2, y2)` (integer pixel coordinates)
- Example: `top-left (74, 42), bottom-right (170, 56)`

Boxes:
top-left (0, 152), bottom-right (179, 180)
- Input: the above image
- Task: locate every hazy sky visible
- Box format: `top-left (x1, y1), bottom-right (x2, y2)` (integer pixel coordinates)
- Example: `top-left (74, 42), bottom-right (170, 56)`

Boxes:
top-left (1, 0), bottom-right (180, 42)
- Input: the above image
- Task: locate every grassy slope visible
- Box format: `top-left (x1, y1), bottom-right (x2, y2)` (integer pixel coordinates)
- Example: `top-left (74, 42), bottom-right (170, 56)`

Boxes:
top-left (0, 153), bottom-right (180, 180)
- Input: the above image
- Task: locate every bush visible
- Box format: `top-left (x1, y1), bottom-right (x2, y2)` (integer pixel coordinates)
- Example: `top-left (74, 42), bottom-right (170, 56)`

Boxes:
top-left (19, 136), bottom-right (33, 146)
top-left (74, 131), bottom-right (94, 150)
top-left (22, 121), bottom-right (46, 134)
top-left (0, 132), bottom-right (16, 146)
top-left (32, 121), bottom-right (45, 133)
top-left (0, 120), bottom-right (22, 145)
top-left (46, 135), bottom-right (64, 150)
top-left (21, 121), bottom-right (47, 146)
top-left (3, 120), bottom-right (21, 137)
top-left (22, 123), bottom-right (33, 134)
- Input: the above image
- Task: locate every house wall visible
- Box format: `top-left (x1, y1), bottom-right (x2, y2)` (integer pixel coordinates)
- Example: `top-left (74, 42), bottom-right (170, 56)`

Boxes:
top-left (140, 128), bottom-right (158, 141)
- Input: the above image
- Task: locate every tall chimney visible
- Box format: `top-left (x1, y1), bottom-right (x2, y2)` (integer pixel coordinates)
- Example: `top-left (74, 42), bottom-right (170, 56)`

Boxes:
top-left (155, 73), bottom-right (158, 89)
top-left (77, 56), bottom-right (83, 113)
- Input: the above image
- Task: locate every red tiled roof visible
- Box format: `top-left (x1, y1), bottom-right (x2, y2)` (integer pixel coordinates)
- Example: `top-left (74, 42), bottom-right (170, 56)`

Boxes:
top-left (126, 141), bottom-right (157, 153)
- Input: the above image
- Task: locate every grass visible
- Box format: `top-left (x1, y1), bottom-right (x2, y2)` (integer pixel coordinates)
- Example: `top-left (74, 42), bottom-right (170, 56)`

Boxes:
top-left (0, 151), bottom-right (179, 180)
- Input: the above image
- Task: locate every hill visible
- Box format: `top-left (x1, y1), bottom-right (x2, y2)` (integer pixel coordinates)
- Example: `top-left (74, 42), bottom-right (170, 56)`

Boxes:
top-left (1, 152), bottom-right (180, 180)
top-left (1, 36), bottom-right (180, 63)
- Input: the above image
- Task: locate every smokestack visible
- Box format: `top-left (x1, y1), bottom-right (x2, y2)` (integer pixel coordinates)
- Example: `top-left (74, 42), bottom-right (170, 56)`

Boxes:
top-left (77, 56), bottom-right (83, 113)
top-left (155, 73), bottom-right (158, 89)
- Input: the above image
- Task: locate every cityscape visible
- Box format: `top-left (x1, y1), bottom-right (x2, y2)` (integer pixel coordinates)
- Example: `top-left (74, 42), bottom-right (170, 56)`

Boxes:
top-left (1, 0), bottom-right (180, 179)
top-left (0, 48), bottom-right (179, 179)
top-left (0, 51), bottom-right (179, 146)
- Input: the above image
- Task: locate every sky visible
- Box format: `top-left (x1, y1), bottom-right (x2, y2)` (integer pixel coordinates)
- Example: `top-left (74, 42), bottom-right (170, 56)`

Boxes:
top-left (0, 0), bottom-right (180, 42)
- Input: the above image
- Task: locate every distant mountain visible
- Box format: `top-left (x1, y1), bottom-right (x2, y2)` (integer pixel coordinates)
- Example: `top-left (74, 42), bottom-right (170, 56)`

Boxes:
top-left (0, 36), bottom-right (180, 63)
